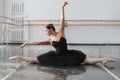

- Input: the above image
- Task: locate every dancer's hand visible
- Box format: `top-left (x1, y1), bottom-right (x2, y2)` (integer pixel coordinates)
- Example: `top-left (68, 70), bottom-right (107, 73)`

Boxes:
top-left (62, 1), bottom-right (69, 7)
top-left (19, 42), bottom-right (27, 49)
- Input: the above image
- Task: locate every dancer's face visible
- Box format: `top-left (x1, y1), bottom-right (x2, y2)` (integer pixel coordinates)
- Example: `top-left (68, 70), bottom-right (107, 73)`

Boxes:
top-left (44, 28), bottom-right (52, 36)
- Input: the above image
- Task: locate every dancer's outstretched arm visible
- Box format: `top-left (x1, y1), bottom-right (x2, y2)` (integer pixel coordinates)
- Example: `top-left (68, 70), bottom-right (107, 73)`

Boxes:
top-left (19, 39), bottom-right (51, 49)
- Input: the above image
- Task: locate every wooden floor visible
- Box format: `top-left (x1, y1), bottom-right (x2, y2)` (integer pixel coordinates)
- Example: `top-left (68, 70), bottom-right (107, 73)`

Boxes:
top-left (0, 44), bottom-right (120, 80)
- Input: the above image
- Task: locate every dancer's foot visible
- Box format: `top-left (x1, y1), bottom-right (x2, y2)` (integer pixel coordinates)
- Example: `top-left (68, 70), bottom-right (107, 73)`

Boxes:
top-left (9, 55), bottom-right (22, 62)
top-left (101, 58), bottom-right (114, 64)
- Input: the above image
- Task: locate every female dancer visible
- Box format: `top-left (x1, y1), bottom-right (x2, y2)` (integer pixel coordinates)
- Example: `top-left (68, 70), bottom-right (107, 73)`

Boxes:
top-left (9, 1), bottom-right (114, 66)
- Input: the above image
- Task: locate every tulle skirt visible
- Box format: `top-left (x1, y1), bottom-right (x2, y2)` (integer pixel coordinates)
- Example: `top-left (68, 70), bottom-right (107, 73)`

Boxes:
top-left (37, 50), bottom-right (86, 66)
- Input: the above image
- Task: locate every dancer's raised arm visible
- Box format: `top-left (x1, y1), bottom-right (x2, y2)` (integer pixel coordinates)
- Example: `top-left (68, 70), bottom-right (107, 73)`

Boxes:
top-left (59, 1), bottom-right (68, 35)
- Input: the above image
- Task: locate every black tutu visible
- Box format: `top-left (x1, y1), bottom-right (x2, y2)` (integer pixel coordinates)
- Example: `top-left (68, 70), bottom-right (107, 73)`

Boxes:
top-left (37, 37), bottom-right (86, 66)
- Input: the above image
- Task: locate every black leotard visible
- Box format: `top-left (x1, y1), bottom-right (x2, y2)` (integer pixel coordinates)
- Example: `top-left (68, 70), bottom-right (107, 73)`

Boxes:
top-left (37, 37), bottom-right (86, 66)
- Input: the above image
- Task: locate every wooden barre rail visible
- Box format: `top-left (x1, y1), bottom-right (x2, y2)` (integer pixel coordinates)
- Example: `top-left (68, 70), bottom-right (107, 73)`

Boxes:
top-left (1, 16), bottom-right (120, 22)
top-left (0, 16), bottom-right (23, 22)
top-left (0, 22), bottom-right (23, 26)
top-left (24, 24), bottom-right (120, 26)
top-left (1, 16), bottom-right (120, 26)
top-left (24, 20), bottom-right (120, 22)
top-left (24, 19), bottom-right (120, 26)
top-left (0, 16), bottom-right (23, 26)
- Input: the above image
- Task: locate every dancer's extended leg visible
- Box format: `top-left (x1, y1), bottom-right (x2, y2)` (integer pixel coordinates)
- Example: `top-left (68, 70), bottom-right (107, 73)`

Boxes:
top-left (84, 57), bottom-right (114, 64)
top-left (9, 55), bottom-right (39, 64)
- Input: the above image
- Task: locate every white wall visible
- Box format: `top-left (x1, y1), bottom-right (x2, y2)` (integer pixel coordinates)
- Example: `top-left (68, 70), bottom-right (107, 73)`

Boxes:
top-left (0, 0), bottom-right (3, 43)
top-left (24, 0), bottom-right (120, 44)
top-left (0, 0), bottom-right (11, 17)
top-left (3, 0), bottom-right (12, 17)
top-left (0, 0), bottom-right (3, 16)
top-left (24, 0), bottom-right (120, 20)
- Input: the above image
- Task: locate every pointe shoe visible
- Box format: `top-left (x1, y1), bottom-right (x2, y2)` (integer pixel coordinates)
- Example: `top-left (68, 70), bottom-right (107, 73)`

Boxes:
top-left (102, 58), bottom-right (115, 64)
top-left (9, 55), bottom-right (22, 62)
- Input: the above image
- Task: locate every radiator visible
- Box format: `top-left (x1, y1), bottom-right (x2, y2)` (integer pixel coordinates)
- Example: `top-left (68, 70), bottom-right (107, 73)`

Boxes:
top-left (0, 26), bottom-right (2, 43)
top-left (10, 29), bottom-right (23, 43)
top-left (0, 24), bottom-right (4, 44)
top-left (9, 0), bottom-right (24, 43)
